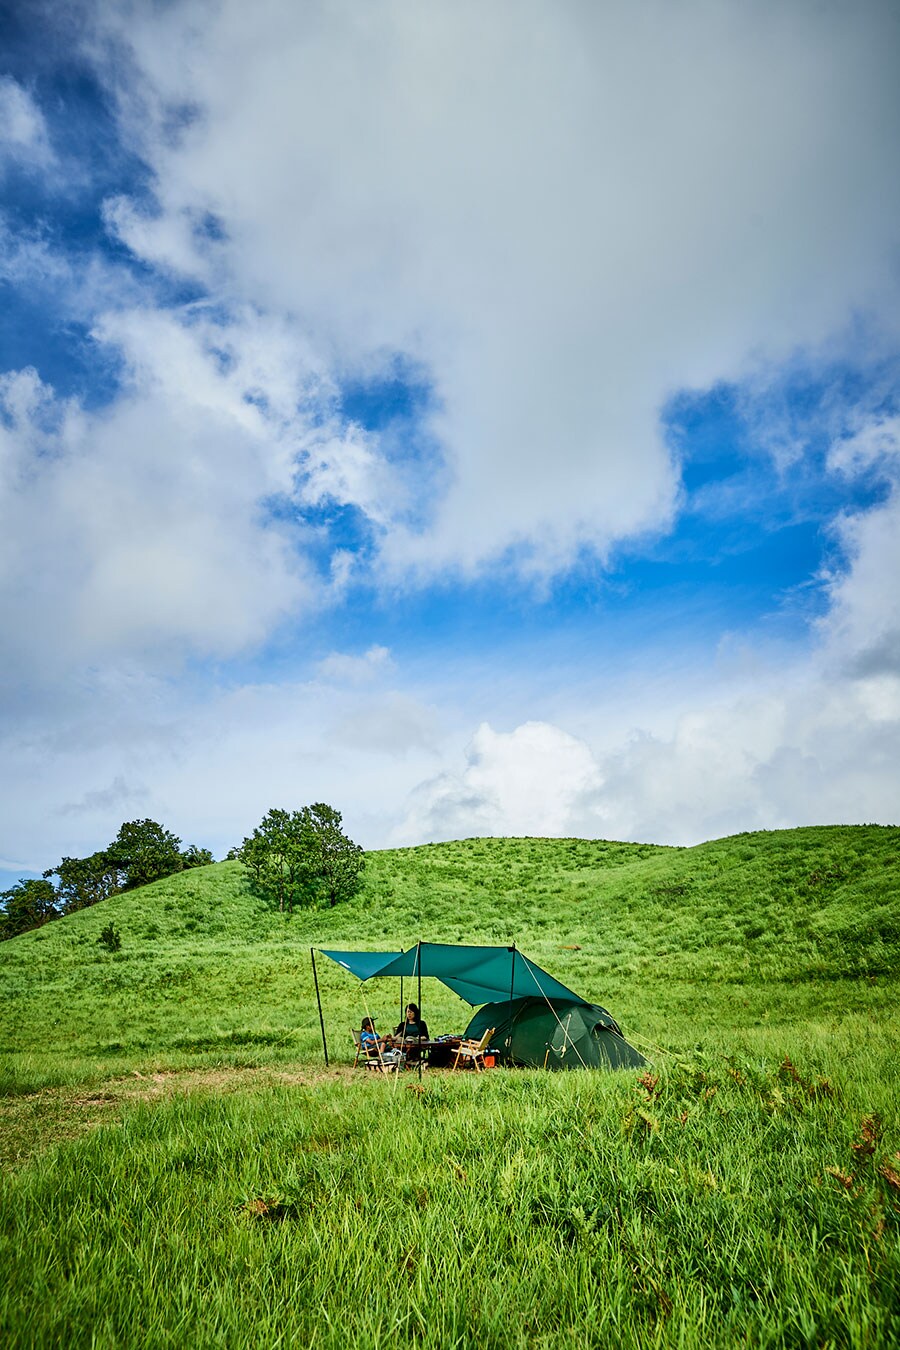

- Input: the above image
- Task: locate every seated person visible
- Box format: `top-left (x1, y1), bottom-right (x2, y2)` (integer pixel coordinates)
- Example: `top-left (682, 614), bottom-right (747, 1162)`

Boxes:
top-left (394, 1002), bottom-right (429, 1058)
top-left (359, 1016), bottom-right (383, 1052)
top-left (359, 1016), bottom-right (404, 1066)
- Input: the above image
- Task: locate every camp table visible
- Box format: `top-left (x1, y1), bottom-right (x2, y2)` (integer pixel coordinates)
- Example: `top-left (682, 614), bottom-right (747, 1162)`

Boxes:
top-left (387, 1036), bottom-right (461, 1067)
top-left (419, 1036), bottom-right (461, 1068)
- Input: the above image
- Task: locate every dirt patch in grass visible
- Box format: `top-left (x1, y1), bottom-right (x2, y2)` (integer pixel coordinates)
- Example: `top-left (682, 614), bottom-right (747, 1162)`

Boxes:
top-left (0, 1063), bottom-right (350, 1170)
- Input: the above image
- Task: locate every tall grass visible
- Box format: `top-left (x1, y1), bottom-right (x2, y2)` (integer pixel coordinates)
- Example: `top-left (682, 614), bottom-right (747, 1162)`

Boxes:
top-left (2, 1041), bottom-right (898, 1348)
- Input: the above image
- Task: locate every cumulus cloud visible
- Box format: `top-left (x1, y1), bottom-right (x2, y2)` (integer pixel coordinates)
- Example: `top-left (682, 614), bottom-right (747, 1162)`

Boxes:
top-left (391, 424), bottom-right (900, 845)
top-left (0, 298), bottom-right (414, 681)
top-left (87, 0), bottom-right (900, 578)
top-left (2, 2), bottom-right (899, 875)
top-left (395, 661), bottom-right (900, 848)
top-left (396, 722), bottom-right (605, 843)
top-left (392, 424), bottom-right (900, 845)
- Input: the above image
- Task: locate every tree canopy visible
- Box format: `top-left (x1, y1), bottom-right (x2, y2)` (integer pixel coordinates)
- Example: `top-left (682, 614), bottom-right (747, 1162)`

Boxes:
top-left (108, 819), bottom-right (185, 890)
top-left (0, 879), bottom-right (60, 940)
top-left (237, 803), bottom-right (364, 911)
top-left (3, 819), bottom-right (215, 941)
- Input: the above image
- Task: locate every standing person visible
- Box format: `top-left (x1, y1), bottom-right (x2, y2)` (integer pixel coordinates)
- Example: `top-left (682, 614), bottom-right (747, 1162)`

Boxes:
top-left (395, 1002), bottom-right (429, 1060)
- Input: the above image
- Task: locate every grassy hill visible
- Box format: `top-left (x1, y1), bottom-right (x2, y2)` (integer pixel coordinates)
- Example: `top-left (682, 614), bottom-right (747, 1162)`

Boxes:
top-left (2, 825), bottom-right (898, 1088)
top-left (2, 826), bottom-right (899, 1347)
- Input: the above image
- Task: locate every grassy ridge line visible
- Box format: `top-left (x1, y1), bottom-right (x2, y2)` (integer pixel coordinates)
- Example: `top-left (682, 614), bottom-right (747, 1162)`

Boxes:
top-left (0, 826), bottom-right (898, 1090)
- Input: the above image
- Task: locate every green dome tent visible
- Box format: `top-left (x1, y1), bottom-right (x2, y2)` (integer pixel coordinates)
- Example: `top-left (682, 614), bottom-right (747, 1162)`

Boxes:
top-left (463, 996), bottom-right (647, 1070)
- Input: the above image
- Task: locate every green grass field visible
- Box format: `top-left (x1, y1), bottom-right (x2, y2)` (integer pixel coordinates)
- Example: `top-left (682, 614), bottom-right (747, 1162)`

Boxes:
top-left (2, 826), bottom-right (899, 1347)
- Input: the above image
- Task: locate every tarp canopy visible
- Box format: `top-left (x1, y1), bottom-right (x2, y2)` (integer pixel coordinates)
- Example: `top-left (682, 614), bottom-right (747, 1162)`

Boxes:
top-left (318, 942), bottom-right (589, 1008)
top-left (463, 997), bottom-right (647, 1071)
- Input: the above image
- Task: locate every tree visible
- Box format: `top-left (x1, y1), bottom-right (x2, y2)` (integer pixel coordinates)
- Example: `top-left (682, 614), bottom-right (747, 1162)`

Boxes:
top-left (180, 844), bottom-right (215, 870)
top-left (238, 803), bottom-right (365, 911)
top-left (304, 802), bottom-right (366, 907)
top-left (3, 817), bottom-right (210, 940)
top-left (0, 879), bottom-right (60, 940)
top-left (108, 819), bottom-right (184, 890)
top-left (45, 852), bottom-right (126, 913)
top-left (238, 808), bottom-right (311, 913)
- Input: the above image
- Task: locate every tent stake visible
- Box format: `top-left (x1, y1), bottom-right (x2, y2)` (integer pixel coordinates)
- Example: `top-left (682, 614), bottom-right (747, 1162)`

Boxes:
top-left (310, 947), bottom-right (329, 1067)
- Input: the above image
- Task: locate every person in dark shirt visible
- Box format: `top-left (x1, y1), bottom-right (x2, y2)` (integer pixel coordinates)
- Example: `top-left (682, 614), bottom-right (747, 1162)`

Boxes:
top-left (395, 1002), bottom-right (429, 1058)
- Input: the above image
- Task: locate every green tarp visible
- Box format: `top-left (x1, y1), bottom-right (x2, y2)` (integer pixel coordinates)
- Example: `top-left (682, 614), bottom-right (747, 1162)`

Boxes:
top-left (318, 942), bottom-right (588, 1007)
top-left (463, 997), bottom-right (648, 1071)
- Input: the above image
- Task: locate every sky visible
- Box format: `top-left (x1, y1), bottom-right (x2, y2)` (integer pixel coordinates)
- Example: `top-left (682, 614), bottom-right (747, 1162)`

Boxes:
top-left (1, 0), bottom-right (899, 885)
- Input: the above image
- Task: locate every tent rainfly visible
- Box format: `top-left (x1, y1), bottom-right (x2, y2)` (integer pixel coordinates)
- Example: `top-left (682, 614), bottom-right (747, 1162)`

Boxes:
top-left (315, 941), bottom-right (646, 1071)
top-left (462, 996), bottom-right (647, 1071)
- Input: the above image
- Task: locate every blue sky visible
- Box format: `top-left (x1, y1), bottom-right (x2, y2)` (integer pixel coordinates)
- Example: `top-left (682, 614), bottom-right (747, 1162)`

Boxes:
top-left (2, 0), bottom-right (899, 886)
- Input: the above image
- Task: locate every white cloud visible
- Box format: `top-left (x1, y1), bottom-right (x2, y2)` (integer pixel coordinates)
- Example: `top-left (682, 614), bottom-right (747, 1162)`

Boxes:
top-left (0, 308), bottom-right (330, 679)
top-left (392, 659), bottom-right (900, 848)
top-left (396, 721), bottom-right (605, 844)
top-left (86, 0), bottom-right (900, 577)
top-left (329, 692), bottom-right (440, 757)
top-left (0, 77), bottom-right (53, 169)
top-left (819, 414), bottom-right (900, 677)
top-left (3, 463), bottom-right (898, 869)
top-left (2, 3), bottom-right (899, 876)
top-left (59, 775), bottom-right (150, 817)
top-left (315, 645), bottom-right (394, 684)
top-left (102, 195), bottom-right (217, 283)
top-left (0, 667), bottom-right (450, 870)
top-left (392, 429), bottom-right (900, 844)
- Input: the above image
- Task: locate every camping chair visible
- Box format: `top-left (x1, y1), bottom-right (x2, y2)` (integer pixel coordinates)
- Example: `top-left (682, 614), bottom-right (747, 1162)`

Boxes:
top-left (351, 1029), bottom-right (406, 1073)
top-left (450, 1027), bottom-right (495, 1072)
top-left (351, 1028), bottom-right (373, 1068)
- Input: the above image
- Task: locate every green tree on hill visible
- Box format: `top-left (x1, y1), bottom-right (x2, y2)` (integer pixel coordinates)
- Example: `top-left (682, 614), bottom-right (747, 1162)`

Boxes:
top-left (239, 808), bottom-right (309, 913)
top-left (43, 823), bottom-right (214, 917)
top-left (304, 802), bottom-right (366, 907)
top-left (3, 819), bottom-right (214, 940)
top-left (238, 803), bottom-right (364, 911)
top-left (44, 852), bottom-right (126, 912)
top-left (181, 844), bottom-right (215, 870)
top-left (109, 819), bottom-right (185, 889)
top-left (0, 878), bottom-right (60, 939)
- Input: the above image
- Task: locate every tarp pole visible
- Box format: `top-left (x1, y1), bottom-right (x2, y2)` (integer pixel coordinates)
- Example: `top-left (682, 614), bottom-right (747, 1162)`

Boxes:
top-left (417, 938), bottom-right (423, 1081)
top-left (506, 943), bottom-right (516, 1062)
top-left (310, 947), bottom-right (329, 1067)
top-left (399, 947), bottom-right (404, 1039)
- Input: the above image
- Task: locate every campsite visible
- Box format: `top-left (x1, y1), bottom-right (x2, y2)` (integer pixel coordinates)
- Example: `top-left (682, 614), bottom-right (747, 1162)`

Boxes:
top-left (318, 942), bottom-right (648, 1071)
top-left (1, 826), bottom-right (898, 1347)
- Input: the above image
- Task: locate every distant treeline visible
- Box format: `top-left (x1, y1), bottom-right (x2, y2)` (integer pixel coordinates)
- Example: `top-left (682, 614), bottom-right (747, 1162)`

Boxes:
top-left (0, 819), bottom-right (213, 941)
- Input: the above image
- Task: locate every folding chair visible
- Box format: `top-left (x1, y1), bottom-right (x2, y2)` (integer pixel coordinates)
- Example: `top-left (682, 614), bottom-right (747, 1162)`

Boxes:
top-left (351, 1028), bottom-right (406, 1073)
top-left (350, 1028), bottom-right (369, 1068)
top-left (450, 1027), bottom-right (495, 1071)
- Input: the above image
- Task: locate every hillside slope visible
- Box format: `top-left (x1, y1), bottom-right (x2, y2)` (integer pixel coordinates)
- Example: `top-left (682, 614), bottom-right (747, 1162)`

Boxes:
top-left (1, 825), bottom-right (897, 1086)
